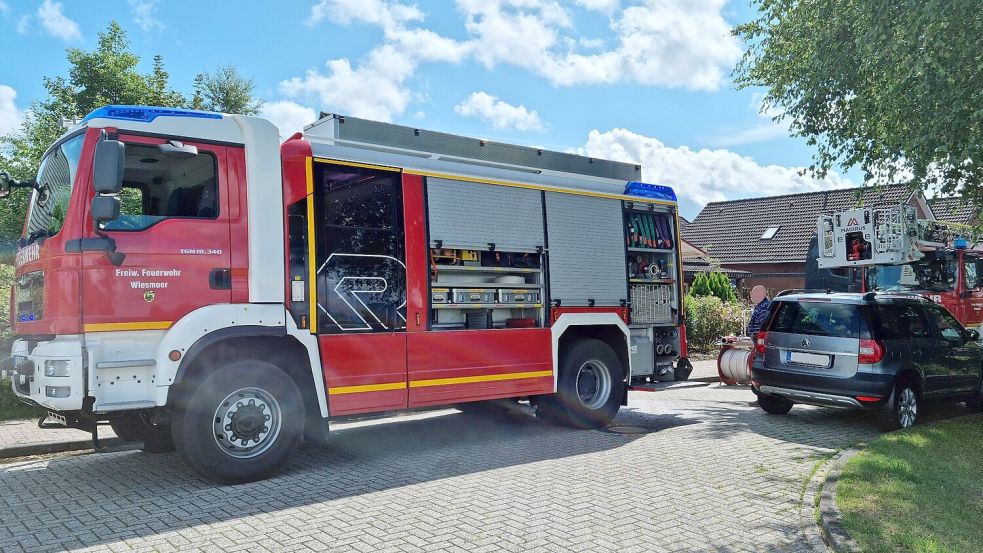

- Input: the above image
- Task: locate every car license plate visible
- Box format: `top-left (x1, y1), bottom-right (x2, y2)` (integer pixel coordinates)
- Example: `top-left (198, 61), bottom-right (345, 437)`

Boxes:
top-left (786, 350), bottom-right (830, 367)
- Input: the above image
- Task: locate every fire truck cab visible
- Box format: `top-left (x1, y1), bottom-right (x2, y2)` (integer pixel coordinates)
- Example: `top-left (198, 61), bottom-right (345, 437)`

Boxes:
top-left (2, 106), bottom-right (689, 482)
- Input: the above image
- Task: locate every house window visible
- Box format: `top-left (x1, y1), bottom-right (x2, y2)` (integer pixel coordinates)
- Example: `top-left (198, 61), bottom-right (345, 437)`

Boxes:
top-left (760, 226), bottom-right (780, 240)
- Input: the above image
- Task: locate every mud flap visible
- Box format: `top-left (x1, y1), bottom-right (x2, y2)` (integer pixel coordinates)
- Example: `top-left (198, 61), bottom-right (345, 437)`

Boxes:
top-left (674, 357), bottom-right (694, 381)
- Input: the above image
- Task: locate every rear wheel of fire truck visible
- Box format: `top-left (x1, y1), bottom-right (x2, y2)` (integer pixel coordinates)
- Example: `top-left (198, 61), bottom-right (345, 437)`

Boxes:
top-left (172, 360), bottom-right (304, 484)
top-left (109, 413), bottom-right (174, 453)
top-left (539, 339), bottom-right (625, 430)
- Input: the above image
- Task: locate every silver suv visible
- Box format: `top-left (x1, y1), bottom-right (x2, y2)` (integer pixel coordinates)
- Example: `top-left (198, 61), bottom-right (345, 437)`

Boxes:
top-left (750, 292), bottom-right (983, 429)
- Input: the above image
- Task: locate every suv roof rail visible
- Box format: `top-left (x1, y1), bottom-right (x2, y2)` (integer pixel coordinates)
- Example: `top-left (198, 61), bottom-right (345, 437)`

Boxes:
top-left (775, 288), bottom-right (832, 298)
top-left (861, 291), bottom-right (929, 302)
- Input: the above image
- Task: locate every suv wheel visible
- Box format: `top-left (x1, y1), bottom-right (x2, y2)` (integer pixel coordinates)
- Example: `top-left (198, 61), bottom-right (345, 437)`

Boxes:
top-left (758, 394), bottom-right (793, 415)
top-left (880, 384), bottom-right (919, 430)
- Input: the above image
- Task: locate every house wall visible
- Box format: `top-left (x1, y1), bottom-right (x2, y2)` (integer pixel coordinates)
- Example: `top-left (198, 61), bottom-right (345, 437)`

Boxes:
top-left (721, 262), bottom-right (805, 298)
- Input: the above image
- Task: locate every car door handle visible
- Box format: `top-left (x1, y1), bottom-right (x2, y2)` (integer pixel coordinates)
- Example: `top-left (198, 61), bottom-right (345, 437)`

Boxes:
top-left (209, 268), bottom-right (232, 290)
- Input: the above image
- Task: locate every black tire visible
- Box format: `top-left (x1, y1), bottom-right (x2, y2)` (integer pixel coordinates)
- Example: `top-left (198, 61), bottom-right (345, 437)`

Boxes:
top-left (171, 360), bottom-right (304, 484)
top-left (878, 383), bottom-right (919, 431)
top-left (758, 394), bottom-right (793, 415)
top-left (538, 339), bottom-right (625, 430)
top-left (109, 413), bottom-right (175, 453)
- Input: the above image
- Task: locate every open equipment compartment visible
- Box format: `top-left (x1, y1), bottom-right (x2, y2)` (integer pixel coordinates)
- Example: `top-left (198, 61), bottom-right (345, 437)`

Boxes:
top-left (425, 176), bottom-right (546, 330)
top-left (623, 197), bottom-right (684, 381)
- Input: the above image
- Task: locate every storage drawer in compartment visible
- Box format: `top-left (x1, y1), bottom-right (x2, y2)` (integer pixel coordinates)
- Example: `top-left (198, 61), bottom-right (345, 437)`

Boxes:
top-left (432, 288), bottom-right (451, 304)
top-left (498, 288), bottom-right (541, 304)
top-left (452, 289), bottom-right (497, 304)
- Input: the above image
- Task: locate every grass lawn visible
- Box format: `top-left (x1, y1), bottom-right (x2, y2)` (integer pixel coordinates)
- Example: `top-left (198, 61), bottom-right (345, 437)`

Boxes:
top-left (0, 379), bottom-right (43, 421)
top-left (836, 414), bottom-right (983, 553)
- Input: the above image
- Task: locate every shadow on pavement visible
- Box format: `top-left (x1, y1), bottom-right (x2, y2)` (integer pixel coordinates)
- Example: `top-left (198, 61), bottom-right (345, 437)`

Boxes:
top-left (0, 408), bottom-right (695, 551)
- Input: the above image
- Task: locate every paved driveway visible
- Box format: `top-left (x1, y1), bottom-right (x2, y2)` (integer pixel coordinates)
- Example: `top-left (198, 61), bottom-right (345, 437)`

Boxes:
top-left (0, 384), bottom-right (970, 553)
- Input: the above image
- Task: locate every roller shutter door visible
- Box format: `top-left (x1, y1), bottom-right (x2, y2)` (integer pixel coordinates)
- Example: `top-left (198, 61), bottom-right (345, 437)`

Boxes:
top-left (426, 178), bottom-right (544, 252)
top-left (545, 192), bottom-right (626, 306)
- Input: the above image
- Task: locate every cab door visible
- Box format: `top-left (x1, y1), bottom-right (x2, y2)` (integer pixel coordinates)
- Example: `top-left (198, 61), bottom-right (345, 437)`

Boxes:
top-left (81, 135), bottom-right (233, 332)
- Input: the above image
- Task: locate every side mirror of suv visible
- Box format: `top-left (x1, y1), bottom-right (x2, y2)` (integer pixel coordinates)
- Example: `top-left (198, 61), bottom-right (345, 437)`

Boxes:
top-left (968, 329), bottom-right (980, 342)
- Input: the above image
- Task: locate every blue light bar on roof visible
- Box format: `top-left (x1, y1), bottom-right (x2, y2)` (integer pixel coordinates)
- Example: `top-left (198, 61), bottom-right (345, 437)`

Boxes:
top-left (624, 181), bottom-right (677, 202)
top-left (82, 105), bottom-right (223, 124)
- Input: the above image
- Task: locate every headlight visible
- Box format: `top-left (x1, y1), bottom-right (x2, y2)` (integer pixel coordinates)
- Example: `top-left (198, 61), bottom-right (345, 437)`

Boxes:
top-left (44, 360), bottom-right (71, 377)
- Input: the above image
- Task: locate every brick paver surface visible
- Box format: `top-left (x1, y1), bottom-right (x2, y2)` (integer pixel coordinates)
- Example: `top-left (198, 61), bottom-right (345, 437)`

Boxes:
top-left (0, 384), bottom-right (970, 552)
top-left (0, 419), bottom-right (116, 452)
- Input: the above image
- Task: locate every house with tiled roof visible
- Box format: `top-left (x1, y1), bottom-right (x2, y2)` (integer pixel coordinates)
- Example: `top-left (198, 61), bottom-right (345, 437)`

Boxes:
top-left (929, 197), bottom-right (979, 226)
top-left (681, 184), bottom-right (935, 294)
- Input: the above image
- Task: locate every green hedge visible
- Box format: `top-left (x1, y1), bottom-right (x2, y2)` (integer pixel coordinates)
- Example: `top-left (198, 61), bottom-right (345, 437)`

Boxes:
top-left (0, 263), bottom-right (42, 420)
top-left (684, 295), bottom-right (744, 351)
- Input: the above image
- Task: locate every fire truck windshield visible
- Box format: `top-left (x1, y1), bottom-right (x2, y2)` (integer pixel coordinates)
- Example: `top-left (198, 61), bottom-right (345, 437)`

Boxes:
top-left (22, 133), bottom-right (85, 244)
top-left (866, 255), bottom-right (958, 292)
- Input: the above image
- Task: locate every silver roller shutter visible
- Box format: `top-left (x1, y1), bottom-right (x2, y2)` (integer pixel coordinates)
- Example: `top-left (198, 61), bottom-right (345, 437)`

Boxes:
top-left (426, 178), bottom-right (544, 252)
top-left (545, 192), bottom-right (627, 306)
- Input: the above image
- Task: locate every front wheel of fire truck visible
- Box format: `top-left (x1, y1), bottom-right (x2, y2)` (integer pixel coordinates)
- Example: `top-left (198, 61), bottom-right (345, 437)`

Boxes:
top-left (539, 339), bottom-right (625, 430)
top-left (172, 360), bottom-right (305, 484)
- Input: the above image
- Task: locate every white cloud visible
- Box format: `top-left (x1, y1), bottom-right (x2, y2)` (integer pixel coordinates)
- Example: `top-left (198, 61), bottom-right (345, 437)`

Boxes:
top-left (129, 0), bottom-right (164, 32)
top-left (0, 85), bottom-right (24, 135)
top-left (260, 100), bottom-right (317, 138)
top-left (458, 0), bottom-right (741, 90)
top-left (280, 45), bottom-right (416, 121)
top-left (575, 0), bottom-right (619, 12)
top-left (307, 0), bottom-right (422, 30)
top-left (16, 15), bottom-right (30, 34)
top-left (454, 92), bottom-right (543, 132)
top-left (37, 0), bottom-right (80, 41)
top-left (0, 1), bottom-right (9, 14)
top-left (579, 128), bottom-right (852, 207)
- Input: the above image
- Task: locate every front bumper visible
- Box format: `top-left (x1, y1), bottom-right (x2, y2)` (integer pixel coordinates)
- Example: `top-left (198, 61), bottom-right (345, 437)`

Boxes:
top-left (751, 365), bottom-right (894, 410)
top-left (3, 336), bottom-right (86, 412)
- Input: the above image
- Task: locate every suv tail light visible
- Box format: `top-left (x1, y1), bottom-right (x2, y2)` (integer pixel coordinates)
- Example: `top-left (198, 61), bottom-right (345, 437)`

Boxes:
top-left (755, 331), bottom-right (768, 354)
top-left (858, 339), bottom-right (885, 364)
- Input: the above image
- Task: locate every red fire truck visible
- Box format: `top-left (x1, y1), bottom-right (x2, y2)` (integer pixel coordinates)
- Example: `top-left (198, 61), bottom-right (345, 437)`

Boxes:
top-left (0, 106), bottom-right (690, 482)
top-left (813, 204), bottom-right (983, 328)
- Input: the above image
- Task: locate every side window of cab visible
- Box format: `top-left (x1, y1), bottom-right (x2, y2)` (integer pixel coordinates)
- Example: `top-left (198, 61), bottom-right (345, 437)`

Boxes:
top-left (102, 143), bottom-right (218, 231)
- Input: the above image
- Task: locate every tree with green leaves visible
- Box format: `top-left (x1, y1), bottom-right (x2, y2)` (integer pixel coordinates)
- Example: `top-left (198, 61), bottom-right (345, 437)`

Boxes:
top-left (734, 0), bottom-right (983, 202)
top-left (0, 21), bottom-right (262, 252)
top-left (191, 65), bottom-right (262, 115)
top-left (689, 271), bottom-right (737, 303)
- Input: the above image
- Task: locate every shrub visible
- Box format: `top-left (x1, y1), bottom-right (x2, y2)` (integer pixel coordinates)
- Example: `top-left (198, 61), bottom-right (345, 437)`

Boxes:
top-left (689, 270), bottom-right (737, 303)
top-left (684, 295), bottom-right (744, 351)
top-left (0, 263), bottom-right (42, 420)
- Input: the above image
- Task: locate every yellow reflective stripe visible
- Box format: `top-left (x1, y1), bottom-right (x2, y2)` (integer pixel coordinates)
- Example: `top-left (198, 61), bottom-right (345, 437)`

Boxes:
top-left (313, 158), bottom-right (401, 172)
top-left (326, 370), bottom-right (554, 395)
top-left (328, 381), bottom-right (407, 395)
top-left (409, 369), bottom-right (553, 388)
top-left (84, 321), bottom-right (172, 332)
top-left (405, 169), bottom-right (677, 206)
top-left (306, 157), bottom-right (317, 334)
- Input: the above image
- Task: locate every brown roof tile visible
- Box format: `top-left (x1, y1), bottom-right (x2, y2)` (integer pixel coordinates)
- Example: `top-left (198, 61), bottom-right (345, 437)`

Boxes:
top-left (929, 197), bottom-right (978, 225)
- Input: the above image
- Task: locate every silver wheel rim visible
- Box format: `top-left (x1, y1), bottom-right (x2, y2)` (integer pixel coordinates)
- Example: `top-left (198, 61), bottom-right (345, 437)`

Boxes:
top-left (898, 388), bottom-right (917, 428)
top-left (212, 387), bottom-right (282, 459)
top-left (575, 360), bottom-right (612, 410)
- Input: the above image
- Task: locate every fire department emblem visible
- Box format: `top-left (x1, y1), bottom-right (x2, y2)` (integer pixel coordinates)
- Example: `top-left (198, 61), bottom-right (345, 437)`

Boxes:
top-left (144, 290), bottom-right (155, 303)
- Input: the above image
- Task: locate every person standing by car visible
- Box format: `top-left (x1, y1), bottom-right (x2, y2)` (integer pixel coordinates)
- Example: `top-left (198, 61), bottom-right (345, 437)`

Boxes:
top-left (746, 285), bottom-right (771, 406)
top-left (747, 285), bottom-right (771, 336)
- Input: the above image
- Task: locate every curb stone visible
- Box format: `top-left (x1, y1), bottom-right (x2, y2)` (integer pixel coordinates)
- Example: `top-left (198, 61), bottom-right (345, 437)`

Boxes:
top-left (818, 447), bottom-right (862, 552)
top-left (800, 452), bottom-right (836, 552)
top-left (0, 437), bottom-right (126, 459)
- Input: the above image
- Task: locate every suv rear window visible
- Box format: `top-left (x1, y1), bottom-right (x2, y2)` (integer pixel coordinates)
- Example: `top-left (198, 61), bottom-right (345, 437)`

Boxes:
top-left (768, 301), bottom-right (866, 338)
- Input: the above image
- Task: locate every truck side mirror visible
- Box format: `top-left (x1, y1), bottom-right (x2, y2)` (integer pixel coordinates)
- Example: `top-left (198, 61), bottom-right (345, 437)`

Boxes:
top-left (91, 195), bottom-right (120, 223)
top-left (93, 139), bottom-right (124, 194)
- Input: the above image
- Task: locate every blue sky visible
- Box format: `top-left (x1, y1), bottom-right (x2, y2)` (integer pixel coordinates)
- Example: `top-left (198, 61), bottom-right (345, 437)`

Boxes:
top-left (0, 0), bottom-right (856, 219)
